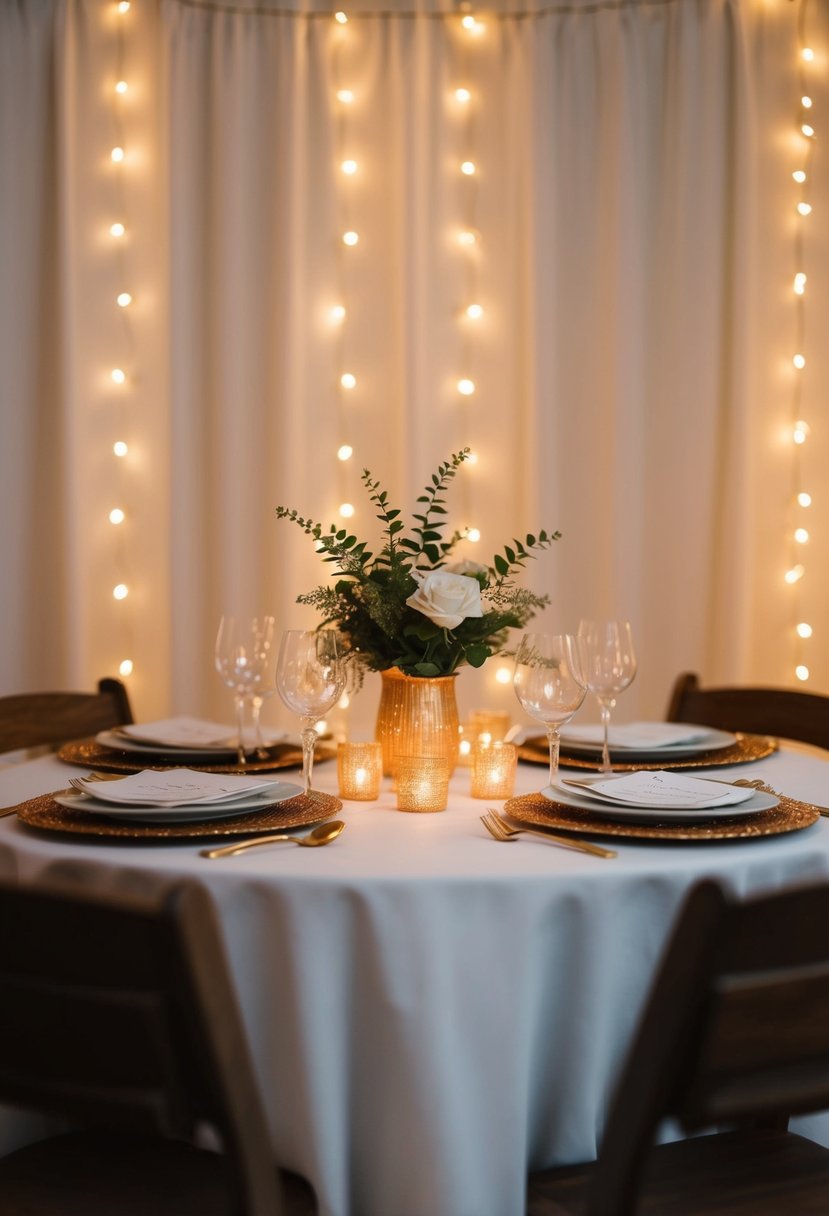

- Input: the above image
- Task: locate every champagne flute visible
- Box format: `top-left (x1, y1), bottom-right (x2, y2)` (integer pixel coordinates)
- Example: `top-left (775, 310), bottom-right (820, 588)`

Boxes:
top-left (576, 619), bottom-right (637, 773)
top-left (276, 630), bottom-right (345, 794)
top-left (214, 615), bottom-right (276, 767)
top-left (513, 633), bottom-right (587, 790)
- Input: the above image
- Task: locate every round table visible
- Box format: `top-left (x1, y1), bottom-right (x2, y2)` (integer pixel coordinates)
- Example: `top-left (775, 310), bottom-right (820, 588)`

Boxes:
top-left (1, 743), bottom-right (829, 1216)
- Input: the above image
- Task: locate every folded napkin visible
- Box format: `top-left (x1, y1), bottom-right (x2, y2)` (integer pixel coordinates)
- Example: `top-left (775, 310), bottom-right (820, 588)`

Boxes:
top-left (71, 769), bottom-right (279, 808)
top-left (559, 771), bottom-right (754, 810)
top-left (559, 722), bottom-right (712, 749)
top-left (115, 717), bottom-right (294, 751)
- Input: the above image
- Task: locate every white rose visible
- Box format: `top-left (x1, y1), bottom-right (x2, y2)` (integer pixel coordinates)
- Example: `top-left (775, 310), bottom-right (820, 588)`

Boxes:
top-left (406, 570), bottom-right (484, 630)
top-left (444, 558), bottom-right (488, 579)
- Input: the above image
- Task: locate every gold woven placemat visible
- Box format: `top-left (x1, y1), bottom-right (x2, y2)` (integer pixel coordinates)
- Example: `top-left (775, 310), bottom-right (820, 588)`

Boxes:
top-left (57, 738), bottom-right (336, 775)
top-left (10, 789), bottom-right (342, 840)
top-left (517, 733), bottom-right (777, 772)
top-left (503, 791), bottom-right (819, 842)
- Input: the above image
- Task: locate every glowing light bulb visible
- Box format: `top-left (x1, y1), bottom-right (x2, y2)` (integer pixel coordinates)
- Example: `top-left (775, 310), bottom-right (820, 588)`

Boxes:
top-left (342, 230), bottom-right (359, 246)
top-left (455, 87), bottom-right (471, 103)
top-left (341, 159), bottom-right (358, 175)
top-left (467, 527), bottom-right (481, 543)
top-left (334, 10), bottom-right (348, 22)
top-left (802, 95), bottom-right (813, 109)
top-left (793, 170), bottom-right (807, 183)
top-left (113, 583), bottom-right (128, 600)
top-left (785, 564), bottom-right (805, 584)
top-left (341, 373), bottom-right (356, 390)
top-left (110, 222), bottom-right (125, 237)
top-left (111, 146), bottom-right (125, 162)
top-left (796, 664), bottom-right (810, 682)
top-left (461, 14), bottom-right (476, 28)
top-left (113, 440), bottom-right (128, 457)
top-left (495, 666), bottom-right (512, 685)
top-left (457, 378), bottom-right (475, 396)
top-left (793, 354), bottom-right (806, 371)
top-left (458, 229), bottom-right (479, 247)
top-left (330, 305), bottom-right (346, 323)
top-left (798, 492), bottom-right (812, 507)
top-left (802, 47), bottom-right (815, 62)
top-left (116, 292), bottom-right (132, 307)
top-left (794, 273), bottom-right (807, 295)
top-left (336, 89), bottom-right (354, 104)
top-left (115, 80), bottom-right (128, 94)
top-left (117, 0), bottom-right (130, 11)
top-left (795, 527), bottom-right (810, 544)
top-left (801, 123), bottom-right (815, 138)
top-left (797, 201), bottom-right (813, 216)
top-left (797, 622), bottom-right (813, 639)
top-left (461, 160), bottom-right (476, 176)
top-left (465, 450), bottom-right (479, 464)
top-left (119, 659), bottom-right (134, 677)
top-left (109, 508), bottom-right (126, 525)
top-left (466, 303), bottom-right (484, 319)
top-left (337, 444), bottom-right (353, 461)
top-left (339, 502), bottom-right (355, 518)
top-left (793, 418), bottom-right (809, 442)
top-left (111, 368), bottom-right (126, 384)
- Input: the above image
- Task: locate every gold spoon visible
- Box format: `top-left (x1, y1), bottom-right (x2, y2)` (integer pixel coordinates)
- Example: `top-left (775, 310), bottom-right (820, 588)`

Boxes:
top-left (200, 819), bottom-right (345, 859)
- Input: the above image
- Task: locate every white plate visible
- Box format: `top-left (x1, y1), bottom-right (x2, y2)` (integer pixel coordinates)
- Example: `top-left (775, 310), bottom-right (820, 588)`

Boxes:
top-left (558, 725), bottom-right (736, 760)
top-left (54, 781), bottom-right (303, 824)
top-left (540, 781), bottom-right (777, 824)
top-left (96, 729), bottom-right (293, 760)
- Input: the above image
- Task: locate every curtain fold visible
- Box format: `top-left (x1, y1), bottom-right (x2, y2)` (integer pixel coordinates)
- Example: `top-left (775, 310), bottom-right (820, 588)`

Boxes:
top-left (1, 0), bottom-right (825, 739)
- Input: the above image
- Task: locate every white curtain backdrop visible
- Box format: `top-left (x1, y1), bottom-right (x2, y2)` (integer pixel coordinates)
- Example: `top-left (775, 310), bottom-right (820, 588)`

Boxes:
top-left (1, 0), bottom-right (826, 740)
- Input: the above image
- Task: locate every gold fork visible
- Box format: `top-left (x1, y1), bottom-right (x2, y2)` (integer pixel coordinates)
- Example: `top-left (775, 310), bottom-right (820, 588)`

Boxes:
top-left (481, 810), bottom-right (617, 858)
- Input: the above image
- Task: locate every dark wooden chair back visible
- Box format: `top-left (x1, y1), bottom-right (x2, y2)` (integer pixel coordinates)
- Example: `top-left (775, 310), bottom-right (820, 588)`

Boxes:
top-left (0, 877), bottom-right (290, 1215)
top-left (0, 677), bottom-right (133, 753)
top-left (589, 879), bottom-right (829, 1213)
top-left (667, 671), bottom-right (829, 751)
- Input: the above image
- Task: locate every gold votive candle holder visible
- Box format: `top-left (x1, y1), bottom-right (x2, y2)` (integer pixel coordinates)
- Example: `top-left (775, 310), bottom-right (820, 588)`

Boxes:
top-left (470, 741), bottom-right (518, 800)
top-left (337, 742), bottom-right (383, 801)
top-left (396, 756), bottom-right (450, 813)
top-left (468, 710), bottom-right (512, 746)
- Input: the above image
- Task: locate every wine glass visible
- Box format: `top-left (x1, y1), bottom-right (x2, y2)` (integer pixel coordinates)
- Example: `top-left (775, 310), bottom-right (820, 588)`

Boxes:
top-left (576, 619), bottom-right (637, 773)
top-left (513, 633), bottom-right (587, 790)
top-left (276, 630), bottom-right (345, 794)
top-left (214, 615), bottom-right (276, 767)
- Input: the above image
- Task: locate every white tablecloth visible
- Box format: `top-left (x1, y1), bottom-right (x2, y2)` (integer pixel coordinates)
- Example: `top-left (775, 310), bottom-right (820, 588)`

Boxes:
top-left (2, 745), bottom-right (829, 1216)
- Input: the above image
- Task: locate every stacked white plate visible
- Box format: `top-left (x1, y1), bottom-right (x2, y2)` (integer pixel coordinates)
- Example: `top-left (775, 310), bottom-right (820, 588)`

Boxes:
top-left (543, 770), bottom-right (777, 824)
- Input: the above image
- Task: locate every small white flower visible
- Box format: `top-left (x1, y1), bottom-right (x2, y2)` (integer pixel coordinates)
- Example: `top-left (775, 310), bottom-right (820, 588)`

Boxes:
top-left (406, 570), bottom-right (484, 630)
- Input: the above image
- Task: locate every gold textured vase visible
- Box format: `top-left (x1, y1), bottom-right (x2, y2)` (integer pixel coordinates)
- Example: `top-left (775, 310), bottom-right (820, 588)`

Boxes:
top-left (375, 667), bottom-right (460, 778)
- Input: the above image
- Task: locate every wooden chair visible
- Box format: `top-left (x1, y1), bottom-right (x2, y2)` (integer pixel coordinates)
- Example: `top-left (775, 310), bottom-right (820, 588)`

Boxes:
top-left (526, 878), bottom-right (829, 1214)
top-left (667, 670), bottom-right (829, 751)
top-left (0, 677), bottom-right (134, 754)
top-left (0, 877), bottom-right (316, 1216)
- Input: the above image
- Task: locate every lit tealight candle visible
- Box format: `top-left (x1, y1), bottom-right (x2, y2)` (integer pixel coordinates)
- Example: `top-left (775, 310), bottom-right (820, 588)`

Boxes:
top-left (337, 742), bottom-right (383, 801)
top-left (470, 742), bottom-right (518, 800)
top-left (469, 709), bottom-right (511, 745)
top-left (396, 757), bottom-right (450, 813)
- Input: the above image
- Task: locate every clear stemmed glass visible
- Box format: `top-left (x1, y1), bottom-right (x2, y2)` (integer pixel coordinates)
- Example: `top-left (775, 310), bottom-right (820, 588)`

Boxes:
top-left (214, 615), bottom-right (276, 767)
top-left (276, 630), bottom-right (345, 795)
top-left (513, 633), bottom-right (587, 790)
top-left (576, 619), bottom-right (637, 774)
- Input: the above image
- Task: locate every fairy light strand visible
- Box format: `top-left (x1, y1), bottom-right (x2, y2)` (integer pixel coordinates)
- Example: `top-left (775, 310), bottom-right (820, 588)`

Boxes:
top-left (333, 12), bottom-right (356, 524)
top-left (109, 0), bottom-right (136, 682)
top-left (787, 0), bottom-right (817, 684)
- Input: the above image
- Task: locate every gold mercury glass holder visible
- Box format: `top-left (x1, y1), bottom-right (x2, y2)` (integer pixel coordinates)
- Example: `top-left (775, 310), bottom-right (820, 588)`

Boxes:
top-left (470, 741), bottom-right (518, 800)
top-left (458, 709), bottom-right (512, 767)
top-left (395, 757), bottom-right (450, 813)
top-left (337, 742), bottom-right (383, 801)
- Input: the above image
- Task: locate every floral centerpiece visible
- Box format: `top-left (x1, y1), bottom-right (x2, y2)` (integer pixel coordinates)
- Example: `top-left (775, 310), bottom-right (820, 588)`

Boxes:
top-left (275, 447), bottom-right (559, 680)
top-left (276, 448), bottom-right (560, 776)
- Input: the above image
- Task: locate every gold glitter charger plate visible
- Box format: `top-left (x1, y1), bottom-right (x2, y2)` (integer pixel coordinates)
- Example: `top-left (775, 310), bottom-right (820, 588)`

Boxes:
top-left (503, 791), bottom-right (819, 842)
top-left (57, 738), bottom-right (336, 775)
top-left (517, 733), bottom-right (777, 771)
top-left (9, 789), bottom-right (341, 840)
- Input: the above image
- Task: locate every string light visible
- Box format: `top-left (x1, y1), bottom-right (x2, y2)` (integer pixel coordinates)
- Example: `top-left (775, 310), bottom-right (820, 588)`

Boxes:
top-left (797, 622), bottom-right (814, 638)
top-left (339, 503), bottom-right (355, 518)
top-left (116, 291), bottom-right (132, 307)
top-left (110, 221), bottom-right (125, 237)
top-left (113, 440), bottom-right (128, 457)
top-left (330, 304), bottom-right (346, 322)
top-left (796, 664), bottom-right (810, 681)
top-left (341, 159), bottom-right (357, 175)
top-left (113, 583), bottom-right (129, 600)
top-left (342, 230), bottom-right (359, 246)
top-left (111, 367), bottom-right (126, 383)
top-left (340, 372), bottom-right (356, 389)
top-left (111, 146), bottom-right (124, 162)
top-left (109, 508), bottom-right (126, 525)
top-left (336, 88), bottom-right (353, 104)
top-left (337, 445), bottom-right (353, 461)
top-left (457, 378), bottom-right (475, 395)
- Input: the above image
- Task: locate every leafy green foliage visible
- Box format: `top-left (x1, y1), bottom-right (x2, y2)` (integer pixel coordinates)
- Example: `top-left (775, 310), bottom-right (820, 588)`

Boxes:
top-left (275, 449), bottom-right (561, 679)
